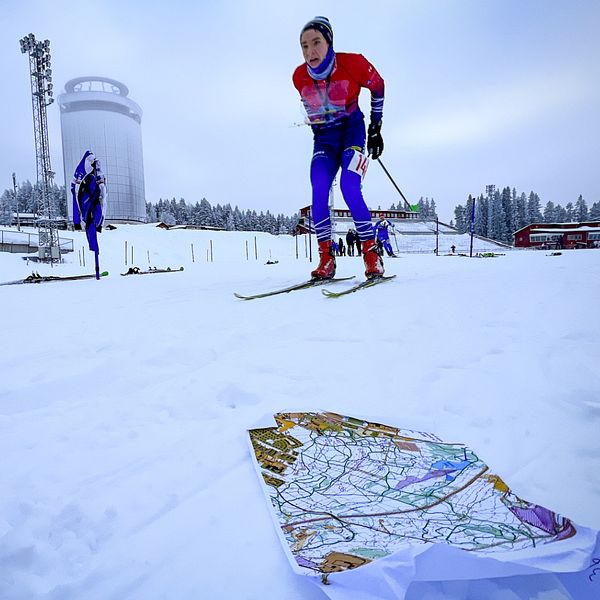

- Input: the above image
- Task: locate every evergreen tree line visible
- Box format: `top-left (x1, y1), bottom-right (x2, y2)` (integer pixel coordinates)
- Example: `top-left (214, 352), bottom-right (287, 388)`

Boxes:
top-left (388, 197), bottom-right (439, 219)
top-left (146, 198), bottom-right (298, 235)
top-left (0, 182), bottom-right (298, 235)
top-left (0, 180), bottom-right (67, 226)
top-left (453, 187), bottom-right (600, 244)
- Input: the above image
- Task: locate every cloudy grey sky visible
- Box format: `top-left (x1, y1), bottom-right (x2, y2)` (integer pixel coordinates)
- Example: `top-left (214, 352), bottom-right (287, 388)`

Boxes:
top-left (2, 0), bottom-right (599, 223)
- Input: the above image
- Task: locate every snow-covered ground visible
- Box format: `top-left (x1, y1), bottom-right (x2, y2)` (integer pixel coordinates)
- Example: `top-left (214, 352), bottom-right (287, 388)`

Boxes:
top-left (1, 224), bottom-right (599, 599)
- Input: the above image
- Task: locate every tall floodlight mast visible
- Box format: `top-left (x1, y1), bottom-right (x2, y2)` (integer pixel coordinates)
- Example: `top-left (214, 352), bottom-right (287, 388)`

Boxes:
top-left (19, 33), bottom-right (61, 263)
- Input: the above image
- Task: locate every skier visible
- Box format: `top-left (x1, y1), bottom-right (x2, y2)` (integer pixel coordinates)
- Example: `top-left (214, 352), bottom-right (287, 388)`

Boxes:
top-left (374, 215), bottom-right (396, 257)
top-left (293, 16), bottom-right (385, 279)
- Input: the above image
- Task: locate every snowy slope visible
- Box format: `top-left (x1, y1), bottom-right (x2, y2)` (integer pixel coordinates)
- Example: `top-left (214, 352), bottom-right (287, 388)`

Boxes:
top-left (0, 225), bottom-right (599, 599)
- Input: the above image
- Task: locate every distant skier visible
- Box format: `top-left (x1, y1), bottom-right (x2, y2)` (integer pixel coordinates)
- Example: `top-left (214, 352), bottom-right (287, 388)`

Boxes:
top-left (71, 150), bottom-right (107, 278)
top-left (293, 16), bottom-right (385, 279)
top-left (374, 215), bottom-right (396, 257)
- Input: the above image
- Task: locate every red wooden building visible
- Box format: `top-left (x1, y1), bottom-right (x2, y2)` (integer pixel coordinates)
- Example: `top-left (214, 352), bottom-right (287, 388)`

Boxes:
top-left (514, 222), bottom-right (600, 249)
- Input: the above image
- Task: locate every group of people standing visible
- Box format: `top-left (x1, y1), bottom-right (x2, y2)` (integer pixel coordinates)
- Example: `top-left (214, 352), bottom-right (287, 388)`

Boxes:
top-left (329, 230), bottom-right (362, 256)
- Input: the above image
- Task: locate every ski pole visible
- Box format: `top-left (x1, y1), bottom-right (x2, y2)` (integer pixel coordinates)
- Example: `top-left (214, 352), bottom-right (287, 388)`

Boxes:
top-left (94, 250), bottom-right (100, 280)
top-left (392, 231), bottom-right (400, 254)
top-left (376, 158), bottom-right (412, 211)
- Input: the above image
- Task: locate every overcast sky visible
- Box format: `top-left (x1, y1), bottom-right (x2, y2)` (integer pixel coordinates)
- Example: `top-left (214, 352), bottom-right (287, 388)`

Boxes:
top-left (2, 0), bottom-right (599, 223)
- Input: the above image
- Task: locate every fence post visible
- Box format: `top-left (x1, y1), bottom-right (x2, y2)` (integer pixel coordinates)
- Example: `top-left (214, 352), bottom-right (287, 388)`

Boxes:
top-left (125, 241), bottom-right (128, 265)
top-left (210, 240), bottom-right (214, 262)
top-left (191, 243), bottom-right (195, 263)
top-left (82, 246), bottom-right (86, 267)
top-left (254, 236), bottom-right (258, 260)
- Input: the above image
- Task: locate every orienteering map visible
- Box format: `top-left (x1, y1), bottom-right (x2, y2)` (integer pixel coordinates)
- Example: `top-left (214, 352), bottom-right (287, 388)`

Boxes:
top-left (249, 411), bottom-right (575, 576)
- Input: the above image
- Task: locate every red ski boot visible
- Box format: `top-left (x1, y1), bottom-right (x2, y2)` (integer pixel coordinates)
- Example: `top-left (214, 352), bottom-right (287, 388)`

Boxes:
top-left (311, 240), bottom-right (336, 279)
top-left (362, 238), bottom-right (385, 279)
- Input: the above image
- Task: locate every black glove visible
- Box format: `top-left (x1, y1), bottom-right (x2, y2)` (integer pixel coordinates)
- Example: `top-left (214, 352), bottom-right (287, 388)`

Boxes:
top-left (74, 223), bottom-right (82, 231)
top-left (96, 225), bottom-right (102, 233)
top-left (367, 121), bottom-right (384, 160)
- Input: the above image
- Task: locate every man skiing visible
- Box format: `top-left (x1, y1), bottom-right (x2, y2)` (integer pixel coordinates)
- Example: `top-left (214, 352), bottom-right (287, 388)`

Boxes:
top-left (293, 16), bottom-right (385, 280)
top-left (374, 214), bottom-right (397, 257)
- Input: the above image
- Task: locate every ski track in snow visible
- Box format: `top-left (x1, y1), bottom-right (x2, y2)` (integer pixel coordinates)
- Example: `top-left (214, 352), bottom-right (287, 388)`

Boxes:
top-left (0, 225), bottom-right (599, 599)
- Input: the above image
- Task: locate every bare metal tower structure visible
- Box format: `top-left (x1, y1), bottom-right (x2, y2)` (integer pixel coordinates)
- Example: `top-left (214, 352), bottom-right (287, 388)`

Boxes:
top-left (19, 32), bottom-right (61, 262)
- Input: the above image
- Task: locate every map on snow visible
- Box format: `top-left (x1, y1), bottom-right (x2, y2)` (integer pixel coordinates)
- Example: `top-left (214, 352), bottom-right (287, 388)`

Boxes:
top-left (249, 411), bottom-right (575, 577)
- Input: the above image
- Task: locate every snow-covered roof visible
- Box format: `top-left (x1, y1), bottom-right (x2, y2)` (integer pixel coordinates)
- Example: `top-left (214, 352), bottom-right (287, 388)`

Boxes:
top-left (534, 226), bottom-right (600, 234)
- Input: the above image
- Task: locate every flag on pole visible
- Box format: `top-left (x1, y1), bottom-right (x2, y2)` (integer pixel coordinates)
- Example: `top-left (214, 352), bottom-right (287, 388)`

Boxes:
top-left (71, 150), bottom-right (106, 253)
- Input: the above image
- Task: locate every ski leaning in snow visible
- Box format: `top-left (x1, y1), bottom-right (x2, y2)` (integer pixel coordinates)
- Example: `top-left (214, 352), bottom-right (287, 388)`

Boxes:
top-left (234, 276), bottom-right (355, 300)
top-left (120, 266), bottom-right (184, 276)
top-left (0, 271), bottom-right (109, 286)
top-left (321, 274), bottom-right (396, 298)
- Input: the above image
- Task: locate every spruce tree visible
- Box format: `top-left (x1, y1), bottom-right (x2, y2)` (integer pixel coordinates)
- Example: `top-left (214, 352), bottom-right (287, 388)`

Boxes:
top-left (429, 198), bottom-right (438, 220)
top-left (527, 192), bottom-right (543, 223)
top-left (501, 186), bottom-right (513, 240)
top-left (565, 202), bottom-right (574, 222)
top-left (543, 201), bottom-right (556, 223)
top-left (475, 194), bottom-right (488, 237)
top-left (555, 205), bottom-right (567, 223)
top-left (515, 192), bottom-right (528, 230)
top-left (574, 195), bottom-right (588, 221)
top-left (0, 190), bottom-right (12, 225)
top-left (454, 203), bottom-right (467, 233)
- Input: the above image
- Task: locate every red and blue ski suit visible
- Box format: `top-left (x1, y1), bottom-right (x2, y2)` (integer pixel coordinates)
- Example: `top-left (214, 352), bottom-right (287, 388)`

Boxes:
top-left (293, 53), bottom-right (384, 242)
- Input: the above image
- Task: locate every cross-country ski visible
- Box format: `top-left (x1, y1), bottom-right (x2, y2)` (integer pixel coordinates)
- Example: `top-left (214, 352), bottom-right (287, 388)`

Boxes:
top-left (234, 276), bottom-right (354, 300)
top-left (120, 266), bottom-right (184, 276)
top-left (321, 274), bottom-right (396, 297)
top-left (0, 271), bottom-right (109, 286)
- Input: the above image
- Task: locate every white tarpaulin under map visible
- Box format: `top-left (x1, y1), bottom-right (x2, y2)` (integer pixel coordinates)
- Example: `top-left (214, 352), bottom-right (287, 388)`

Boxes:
top-left (248, 411), bottom-right (600, 599)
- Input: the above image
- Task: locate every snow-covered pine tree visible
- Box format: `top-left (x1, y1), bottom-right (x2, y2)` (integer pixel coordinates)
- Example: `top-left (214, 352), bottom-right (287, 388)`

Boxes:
top-left (554, 204), bottom-right (567, 223)
top-left (527, 192), bottom-right (543, 224)
top-left (489, 189), bottom-right (508, 242)
top-left (543, 201), bottom-right (556, 223)
top-left (454, 203), bottom-right (467, 233)
top-left (429, 198), bottom-right (438, 220)
top-left (565, 202), bottom-right (574, 222)
top-left (574, 195), bottom-right (588, 221)
top-left (515, 192), bottom-right (528, 230)
top-left (500, 187), bottom-right (513, 242)
top-left (0, 189), bottom-right (12, 225)
top-left (146, 202), bottom-right (158, 222)
top-left (475, 194), bottom-right (487, 237)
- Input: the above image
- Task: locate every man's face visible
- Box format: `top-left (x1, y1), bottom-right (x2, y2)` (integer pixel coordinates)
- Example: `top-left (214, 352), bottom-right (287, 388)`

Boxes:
top-left (301, 29), bottom-right (328, 69)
